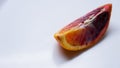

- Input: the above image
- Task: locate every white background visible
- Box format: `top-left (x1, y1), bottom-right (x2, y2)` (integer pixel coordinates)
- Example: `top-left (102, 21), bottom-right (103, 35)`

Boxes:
top-left (0, 0), bottom-right (120, 68)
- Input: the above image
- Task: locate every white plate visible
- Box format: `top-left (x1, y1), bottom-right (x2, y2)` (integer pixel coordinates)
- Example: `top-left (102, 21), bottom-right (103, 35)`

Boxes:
top-left (0, 0), bottom-right (120, 68)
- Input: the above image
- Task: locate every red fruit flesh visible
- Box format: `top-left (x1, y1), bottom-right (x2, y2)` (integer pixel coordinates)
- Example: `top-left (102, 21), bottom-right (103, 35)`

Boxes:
top-left (65, 4), bottom-right (112, 46)
top-left (59, 6), bottom-right (102, 34)
top-left (66, 12), bottom-right (110, 46)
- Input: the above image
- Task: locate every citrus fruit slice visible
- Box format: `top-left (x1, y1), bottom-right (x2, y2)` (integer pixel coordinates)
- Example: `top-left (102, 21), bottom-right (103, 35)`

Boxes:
top-left (54, 4), bottom-right (112, 51)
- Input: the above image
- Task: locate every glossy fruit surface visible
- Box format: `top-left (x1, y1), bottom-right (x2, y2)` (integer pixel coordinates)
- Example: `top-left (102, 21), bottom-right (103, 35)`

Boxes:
top-left (54, 4), bottom-right (112, 51)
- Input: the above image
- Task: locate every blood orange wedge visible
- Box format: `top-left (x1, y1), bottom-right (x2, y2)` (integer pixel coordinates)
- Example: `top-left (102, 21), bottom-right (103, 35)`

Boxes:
top-left (54, 4), bottom-right (112, 51)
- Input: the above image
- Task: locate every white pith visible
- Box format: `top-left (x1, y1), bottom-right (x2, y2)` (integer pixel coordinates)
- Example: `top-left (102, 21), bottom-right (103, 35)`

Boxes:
top-left (83, 8), bottom-right (105, 27)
